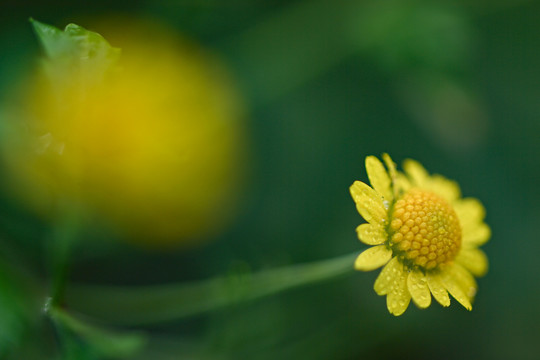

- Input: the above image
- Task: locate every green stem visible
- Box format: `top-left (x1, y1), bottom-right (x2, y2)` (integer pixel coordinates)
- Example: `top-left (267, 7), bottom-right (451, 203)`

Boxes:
top-left (66, 252), bottom-right (357, 326)
top-left (48, 306), bottom-right (146, 358)
top-left (48, 210), bottom-right (83, 307)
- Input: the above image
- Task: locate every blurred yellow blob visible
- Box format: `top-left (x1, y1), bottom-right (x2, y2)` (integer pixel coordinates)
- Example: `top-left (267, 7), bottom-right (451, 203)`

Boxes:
top-left (3, 19), bottom-right (247, 247)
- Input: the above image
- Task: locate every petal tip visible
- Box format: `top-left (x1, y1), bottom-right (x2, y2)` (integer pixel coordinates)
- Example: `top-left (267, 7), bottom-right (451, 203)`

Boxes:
top-left (354, 246), bottom-right (392, 271)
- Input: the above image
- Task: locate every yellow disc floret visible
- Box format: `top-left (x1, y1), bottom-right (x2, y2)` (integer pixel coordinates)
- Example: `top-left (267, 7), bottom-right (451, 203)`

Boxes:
top-left (389, 189), bottom-right (461, 271)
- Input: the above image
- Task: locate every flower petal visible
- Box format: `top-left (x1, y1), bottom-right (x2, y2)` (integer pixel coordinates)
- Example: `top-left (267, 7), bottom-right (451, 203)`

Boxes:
top-left (439, 263), bottom-right (475, 311)
top-left (356, 223), bottom-right (387, 245)
top-left (407, 270), bottom-right (431, 309)
top-left (403, 159), bottom-right (429, 187)
top-left (448, 262), bottom-right (478, 299)
top-left (366, 156), bottom-right (393, 203)
top-left (394, 172), bottom-right (412, 195)
top-left (426, 273), bottom-right (450, 307)
top-left (462, 223), bottom-right (491, 247)
top-left (456, 248), bottom-right (489, 277)
top-left (429, 175), bottom-right (461, 202)
top-left (454, 198), bottom-right (486, 230)
top-left (354, 245), bottom-right (392, 271)
top-left (374, 256), bottom-right (400, 295)
top-left (441, 276), bottom-right (471, 310)
top-left (383, 153), bottom-right (410, 197)
top-left (382, 153), bottom-right (397, 182)
top-left (386, 265), bottom-right (411, 316)
top-left (350, 181), bottom-right (387, 225)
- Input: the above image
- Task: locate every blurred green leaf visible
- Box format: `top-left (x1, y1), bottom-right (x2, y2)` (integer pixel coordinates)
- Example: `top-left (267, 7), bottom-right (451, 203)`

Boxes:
top-left (30, 18), bottom-right (120, 83)
top-left (49, 307), bottom-right (147, 359)
top-left (30, 18), bottom-right (120, 64)
top-left (30, 18), bottom-right (72, 59)
top-left (0, 262), bottom-right (30, 357)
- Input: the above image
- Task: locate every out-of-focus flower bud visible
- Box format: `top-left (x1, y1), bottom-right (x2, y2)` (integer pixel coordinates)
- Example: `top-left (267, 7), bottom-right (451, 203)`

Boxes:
top-left (1, 18), bottom-right (247, 248)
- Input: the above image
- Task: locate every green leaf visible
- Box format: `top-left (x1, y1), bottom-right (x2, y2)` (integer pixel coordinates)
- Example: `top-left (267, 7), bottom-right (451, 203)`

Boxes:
top-left (29, 18), bottom-right (120, 82)
top-left (0, 262), bottom-right (30, 357)
top-left (29, 18), bottom-right (70, 58)
top-left (49, 307), bottom-right (147, 359)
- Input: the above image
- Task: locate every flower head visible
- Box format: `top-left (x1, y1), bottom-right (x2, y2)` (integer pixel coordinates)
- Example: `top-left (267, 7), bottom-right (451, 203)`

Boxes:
top-left (1, 19), bottom-right (246, 247)
top-left (350, 154), bottom-right (490, 315)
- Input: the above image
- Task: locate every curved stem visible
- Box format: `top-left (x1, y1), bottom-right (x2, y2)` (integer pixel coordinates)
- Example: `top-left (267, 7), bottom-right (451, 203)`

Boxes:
top-left (48, 211), bottom-right (82, 307)
top-left (48, 306), bottom-right (146, 358)
top-left (66, 252), bottom-right (357, 326)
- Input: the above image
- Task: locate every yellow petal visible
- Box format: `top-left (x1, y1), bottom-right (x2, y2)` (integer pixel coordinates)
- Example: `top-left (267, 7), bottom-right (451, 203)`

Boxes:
top-left (403, 159), bottom-right (429, 187)
top-left (439, 263), bottom-right (475, 311)
top-left (350, 181), bottom-right (387, 225)
top-left (394, 172), bottom-right (412, 195)
top-left (382, 153), bottom-right (410, 197)
top-left (374, 256), bottom-right (400, 295)
top-left (386, 265), bottom-right (411, 316)
top-left (454, 198), bottom-right (486, 230)
top-left (354, 245), bottom-right (392, 271)
top-left (382, 153), bottom-right (397, 182)
top-left (456, 248), bottom-right (489, 277)
top-left (356, 223), bottom-right (387, 245)
top-left (429, 175), bottom-right (461, 202)
top-left (462, 223), bottom-right (491, 247)
top-left (365, 156), bottom-right (393, 203)
top-left (426, 273), bottom-right (450, 307)
top-left (441, 277), bottom-right (471, 310)
top-left (448, 262), bottom-right (478, 299)
top-left (407, 270), bottom-right (431, 309)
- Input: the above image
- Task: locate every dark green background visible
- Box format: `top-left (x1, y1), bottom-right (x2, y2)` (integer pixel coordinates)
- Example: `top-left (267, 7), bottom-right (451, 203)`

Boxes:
top-left (0, 1), bottom-right (538, 359)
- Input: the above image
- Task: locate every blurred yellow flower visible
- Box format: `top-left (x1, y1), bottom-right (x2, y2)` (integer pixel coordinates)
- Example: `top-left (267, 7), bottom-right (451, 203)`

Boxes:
top-left (350, 154), bottom-right (490, 315)
top-left (2, 19), bottom-right (247, 247)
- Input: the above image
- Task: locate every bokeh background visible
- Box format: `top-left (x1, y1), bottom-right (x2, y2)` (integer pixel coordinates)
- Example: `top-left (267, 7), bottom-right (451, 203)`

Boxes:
top-left (0, 0), bottom-right (539, 359)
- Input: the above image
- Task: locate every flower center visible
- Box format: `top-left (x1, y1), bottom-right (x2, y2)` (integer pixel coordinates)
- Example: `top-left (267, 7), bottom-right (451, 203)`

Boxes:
top-left (388, 189), bottom-right (461, 270)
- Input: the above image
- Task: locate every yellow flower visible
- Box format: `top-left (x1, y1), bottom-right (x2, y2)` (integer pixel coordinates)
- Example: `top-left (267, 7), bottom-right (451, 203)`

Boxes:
top-left (2, 20), bottom-right (247, 247)
top-left (350, 154), bottom-right (490, 315)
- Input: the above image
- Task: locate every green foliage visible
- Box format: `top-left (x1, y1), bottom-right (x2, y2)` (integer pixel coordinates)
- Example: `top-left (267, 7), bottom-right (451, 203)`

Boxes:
top-left (30, 18), bottom-right (120, 84)
top-left (0, 261), bottom-right (31, 358)
top-left (49, 307), bottom-right (147, 359)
